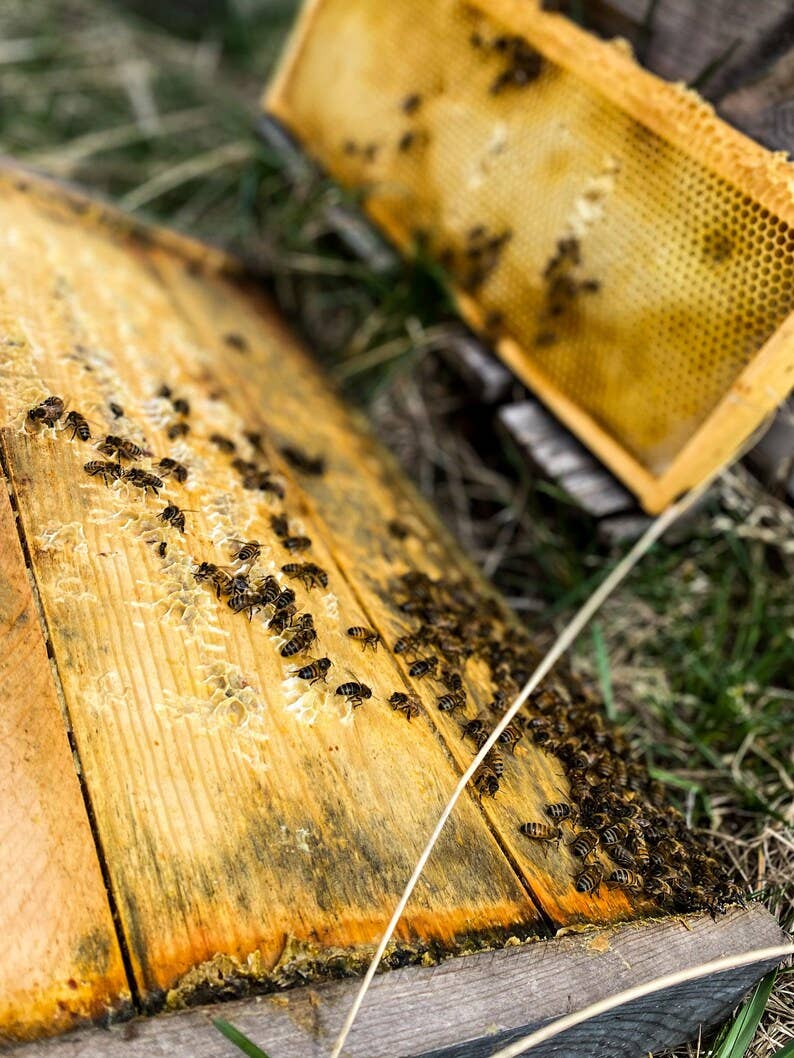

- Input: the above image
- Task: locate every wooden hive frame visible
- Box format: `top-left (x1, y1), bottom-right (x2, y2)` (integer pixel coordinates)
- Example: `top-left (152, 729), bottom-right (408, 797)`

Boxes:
top-left (265, 0), bottom-right (794, 514)
top-left (0, 163), bottom-right (787, 1057)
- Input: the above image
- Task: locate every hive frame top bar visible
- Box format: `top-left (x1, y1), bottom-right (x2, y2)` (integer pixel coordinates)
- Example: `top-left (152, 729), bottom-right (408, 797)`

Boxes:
top-left (266, 0), bottom-right (794, 513)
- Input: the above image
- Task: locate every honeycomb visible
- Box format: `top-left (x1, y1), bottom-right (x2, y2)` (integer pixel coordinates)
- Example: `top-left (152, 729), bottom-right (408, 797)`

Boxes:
top-left (267, 0), bottom-right (794, 512)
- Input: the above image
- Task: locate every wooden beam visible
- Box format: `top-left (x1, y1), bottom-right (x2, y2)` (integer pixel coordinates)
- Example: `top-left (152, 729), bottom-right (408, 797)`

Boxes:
top-left (10, 907), bottom-right (786, 1058)
top-left (0, 479), bottom-right (130, 1042)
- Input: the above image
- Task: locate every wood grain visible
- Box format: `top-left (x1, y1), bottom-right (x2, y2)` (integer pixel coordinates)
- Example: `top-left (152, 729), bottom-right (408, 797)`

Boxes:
top-left (10, 906), bottom-right (787, 1058)
top-left (0, 480), bottom-right (129, 1042)
top-left (0, 171), bottom-right (545, 1009)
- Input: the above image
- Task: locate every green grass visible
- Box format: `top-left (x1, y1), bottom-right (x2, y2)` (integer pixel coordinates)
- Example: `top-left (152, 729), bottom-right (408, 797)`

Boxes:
top-left (1, 2), bottom-right (791, 1055)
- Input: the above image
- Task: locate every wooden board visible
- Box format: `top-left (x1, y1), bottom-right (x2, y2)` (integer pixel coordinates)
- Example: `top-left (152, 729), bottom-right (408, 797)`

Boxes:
top-left (265, 0), bottom-right (794, 513)
top-left (10, 907), bottom-right (787, 1058)
top-left (0, 480), bottom-right (130, 1042)
top-left (0, 164), bottom-right (783, 1052)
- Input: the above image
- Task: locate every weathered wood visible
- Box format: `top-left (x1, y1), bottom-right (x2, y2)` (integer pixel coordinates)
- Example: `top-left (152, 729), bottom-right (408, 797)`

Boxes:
top-left (498, 401), bottom-right (633, 517)
top-left (583, 0), bottom-right (793, 102)
top-left (0, 483), bottom-right (130, 1042)
top-left (440, 330), bottom-right (516, 404)
top-left (9, 907), bottom-right (786, 1058)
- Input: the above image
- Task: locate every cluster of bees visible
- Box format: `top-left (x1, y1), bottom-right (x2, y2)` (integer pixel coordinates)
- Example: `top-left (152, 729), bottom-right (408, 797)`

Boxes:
top-left (29, 392), bottom-right (741, 915)
top-left (439, 225), bottom-right (514, 295)
top-left (469, 30), bottom-right (544, 93)
top-left (536, 236), bottom-right (601, 348)
top-left (384, 568), bottom-right (744, 916)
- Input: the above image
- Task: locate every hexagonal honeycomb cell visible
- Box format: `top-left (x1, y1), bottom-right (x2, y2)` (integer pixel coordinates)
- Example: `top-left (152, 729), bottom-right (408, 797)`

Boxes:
top-left (267, 0), bottom-right (794, 511)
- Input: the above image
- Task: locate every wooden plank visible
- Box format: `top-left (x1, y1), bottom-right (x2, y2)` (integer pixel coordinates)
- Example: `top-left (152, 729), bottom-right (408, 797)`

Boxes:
top-left (148, 247), bottom-right (654, 930)
top-left (10, 907), bottom-right (787, 1058)
top-left (0, 482), bottom-right (130, 1042)
top-left (0, 172), bottom-right (545, 1008)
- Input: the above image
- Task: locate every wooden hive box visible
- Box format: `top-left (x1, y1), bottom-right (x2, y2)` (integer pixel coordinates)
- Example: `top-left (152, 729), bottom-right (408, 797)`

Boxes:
top-left (0, 164), bottom-right (786, 1058)
top-left (265, 0), bottom-right (794, 513)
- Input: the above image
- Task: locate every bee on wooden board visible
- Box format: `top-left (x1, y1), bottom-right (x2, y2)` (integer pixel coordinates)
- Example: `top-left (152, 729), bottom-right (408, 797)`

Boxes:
top-left (65, 411), bottom-right (91, 441)
top-left (124, 468), bottom-right (163, 496)
top-left (274, 587), bottom-right (296, 612)
top-left (255, 574), bottom-right (281, 606)
top-left (97, 435), bottom-right (148, 461)
top-left (409, 656), bottom-right (438, 679)
top-left (156, 541), bottom-right (167, 558)
top-left (193, 562), bottom-right (233, 598)
top-left (461, 715), bottom-right (488, 741)
top-left (400, 92), bottom-right (422, 114)
top-left (292, 658), bottom-right (331, 684)
top-left (280, 444), bottom-right (325, 476)
top-left (109, 402), bottom-right (124, 419)
top-left (280, 622), bottom-right (318, 658)
top-left (518, 822), bottom-right (562, 849)
top-left (269, 604), bottom-right (297, 634)
top-left (282, 562), bottom-right (328, 591)
top-left (158, 504), bottom-right (193, 533)
top-left (570, 830), bottom-right (599, 861)
top-left (440, 668), bottom-right (463, 692)
top-left (244, 431), bottom-right (265, 454)
top-left (283, 535), bottom-right (311, 553)
top-left (172, 397), bottom-right (190, 417)
top-left (543, 802), bottom-right (573, 822)
top-left (473, 764), bottom-right (500, 797)
top-left (167, 421), bottom-right (190, 440)
top-left (270, 513), bottom-right (289, 539)
top-left (387, 519), bottom-right (410, 540)
top-left (28, 395), bottom-right (65, 426)
top-left (227, 590), bottom-right (262, 619)
top-left (83, 460), bottom-right (124, 485)
top-left (497, 723), bottom-right (523, 753)
top-left (346, 626), bottom-right (380, 651)
top-left (336, 681), bottom-right (373, 709)
top-left (389, 692), bottom-right (421, 721)
top-left (575, 865), bottom-right (603, 896)
top-left (230, 539), bottom-right (262, 564)
top-left (156, 458), bottom-right (188, 483)
top-left (607, 869), bottom-right (644, 891)
top-left (437, 690), bottom-right (466, 713)
top-left (223, 332), bottom-right (249, 353)
top-left (209, 433), bottom-right (236, 453)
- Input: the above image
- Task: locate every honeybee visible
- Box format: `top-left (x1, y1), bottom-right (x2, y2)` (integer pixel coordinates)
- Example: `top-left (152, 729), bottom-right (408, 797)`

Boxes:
top-left (398, 131), bottom-right (416, 153)
top-left (28, 395), bottom-right (65, 425)
top-left (543, 802), bottom-right (573, 822)
top-left (124, 468), bottom-right (163, 496)
top-left (607, 844), bottom-right (636, 868)
top-left (600, 823), bottom-right (629, 847)
top-left (400, 92), bottom-right (422, 114)
top-left (227, 590), bottom-right (261, 619)
top-left (280, 622), bottom-right (318, 657)
top-left (461, 715), bottom-right (488, 741)
top-left (157, 541), bottom-right (167, 558)
top-left (387, 520), bottom-right (409, 540)
top-left (274, 587), bottom-right (296, 611)
top-left (223, 332), bottom-right (249, 352)
top-left (473, 764), bottom-right (500, 797)
top-left (346, 626), bottom-right (380, 651)
top-left (167, 421), bottom-right (190, 440)
top-left (270, 514), bottom-right (289, 538)
top-left (497, 724), bottom-right (523, 753)
top-left (232, 458), bottom-right (258, 476)
top-left (409, 657), bottom-right (438, 679)
top-left (282, 562), bottom-right (328, 591)
top-left (280, 445), bottom-right (325, 476)
top-left (575, 866), bottom-right (603, 896)
top-left (83, 460), bottom-right (124, 485)
top-left (283, 535), bottom-right (311, 553)
top-left (393, 632), bottom-right (423, 657)
top-left (518, 822), bottom-right (561, 848)
top-left (389, 692), bottom-right (421, 720)
top-left (158, 504), bottom-right (190, 533)
top-left (172, 398), bottom-right (190, 416)
top-left (193, 562), bottom-right (233, 598)
top-left (570, 830), bottom-right (599, 860)
top-left (109, 402), bottom-right (124, 419)
top-left (244, 431), bottom-right (265, 454)
top-left (98, 435), bottom-right (147, 461)
top-left (65, 411), bottom-right (91, 441)
top-left (156, 458), bottom-right (188, 483)
top-left (606, 869), bottom-right (644, 891)
top-left (292, 657), bottom-right (331, 683)
top-left (269, 604), bottom-right (297, 634)
top-left (336, 682), bottom-right (372, 708)
top-left (230, 540), bottom-right (262, 564)
top-left (157, 385), bottom-right (172, 399)
top-left (255, 574), bottom-right (281, 606)
top-left (209, 433), bottom-right (236, 453)
top-left (440, 669), bottom-right (463, 692)
top-left (437, 691), bottom-right (466, 713)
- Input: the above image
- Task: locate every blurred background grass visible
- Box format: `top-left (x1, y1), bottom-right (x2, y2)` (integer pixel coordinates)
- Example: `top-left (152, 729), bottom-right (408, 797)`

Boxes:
top-left (1, 1), bottom-right (791, 1053)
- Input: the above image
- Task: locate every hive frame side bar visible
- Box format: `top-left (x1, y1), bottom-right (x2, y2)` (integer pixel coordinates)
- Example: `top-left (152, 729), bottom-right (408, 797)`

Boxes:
top-left (10, 906), bottom-right (786, 1058)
